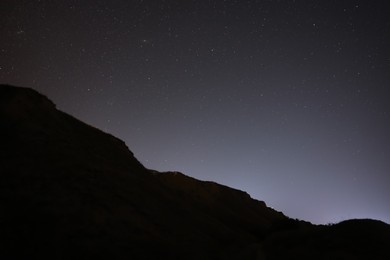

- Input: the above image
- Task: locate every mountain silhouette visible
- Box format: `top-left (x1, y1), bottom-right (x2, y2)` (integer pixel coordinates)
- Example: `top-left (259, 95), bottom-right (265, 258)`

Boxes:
top-left (1, 84), bottom-right (389, 259)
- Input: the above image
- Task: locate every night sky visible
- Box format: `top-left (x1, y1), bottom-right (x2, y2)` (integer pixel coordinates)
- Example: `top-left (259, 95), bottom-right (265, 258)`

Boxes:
top-left (1, 0), bottom-right (389, 224)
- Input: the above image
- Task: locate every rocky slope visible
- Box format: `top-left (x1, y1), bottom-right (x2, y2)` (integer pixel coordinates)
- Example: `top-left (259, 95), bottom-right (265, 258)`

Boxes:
top-left (0, 84), bottom-right (389, 259)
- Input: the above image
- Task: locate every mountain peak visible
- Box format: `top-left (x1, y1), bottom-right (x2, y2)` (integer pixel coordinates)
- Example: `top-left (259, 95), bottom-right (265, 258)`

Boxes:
top-left (1, 84), bottom-right (145, 174)
top-left (0, 84), bottom-right (56, 117)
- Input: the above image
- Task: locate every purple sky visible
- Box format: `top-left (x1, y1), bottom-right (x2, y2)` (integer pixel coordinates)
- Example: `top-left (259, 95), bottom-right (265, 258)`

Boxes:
top-left (1, 0), bottom-right (389, 224)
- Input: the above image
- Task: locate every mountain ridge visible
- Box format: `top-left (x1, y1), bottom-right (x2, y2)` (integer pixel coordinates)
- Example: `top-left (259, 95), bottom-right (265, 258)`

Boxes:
top-left (1, 84), bottom-right (389, 259)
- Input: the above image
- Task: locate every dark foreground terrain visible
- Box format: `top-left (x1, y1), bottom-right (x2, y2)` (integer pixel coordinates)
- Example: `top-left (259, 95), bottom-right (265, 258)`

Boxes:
top-left (1, 85), bottom-right (389, 259)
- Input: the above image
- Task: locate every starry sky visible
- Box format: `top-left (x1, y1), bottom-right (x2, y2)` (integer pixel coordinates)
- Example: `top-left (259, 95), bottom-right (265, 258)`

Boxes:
top-left (1, 0), bottom-right (390, 224)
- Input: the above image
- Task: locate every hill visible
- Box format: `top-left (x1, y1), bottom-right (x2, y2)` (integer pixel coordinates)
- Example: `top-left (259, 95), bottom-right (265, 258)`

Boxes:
top-left (0, 84), bottom-right (389, 259)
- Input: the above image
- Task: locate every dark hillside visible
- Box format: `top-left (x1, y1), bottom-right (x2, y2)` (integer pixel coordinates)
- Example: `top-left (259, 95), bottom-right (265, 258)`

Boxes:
top-left (0, 85), bottom-right (285, 259)
top-left (1, 85), bottom-right (389, 259)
